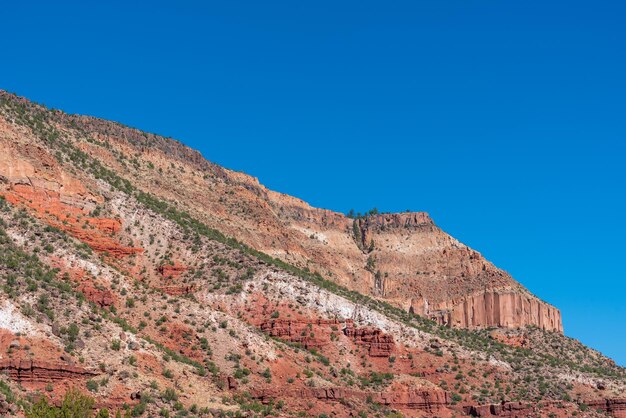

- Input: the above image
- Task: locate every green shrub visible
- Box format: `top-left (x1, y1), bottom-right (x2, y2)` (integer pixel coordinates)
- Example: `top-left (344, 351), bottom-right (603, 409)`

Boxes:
top-left (27, 389), bottom-right (95, 417)
top-left (86, 379), bottom-right (99, 392)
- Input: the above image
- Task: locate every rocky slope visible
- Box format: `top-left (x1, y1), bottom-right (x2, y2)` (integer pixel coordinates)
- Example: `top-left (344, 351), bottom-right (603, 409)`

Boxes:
top-left (0, 89), bottom-right (623, 417)
top-left (0, 91), bottom-right (561, 334)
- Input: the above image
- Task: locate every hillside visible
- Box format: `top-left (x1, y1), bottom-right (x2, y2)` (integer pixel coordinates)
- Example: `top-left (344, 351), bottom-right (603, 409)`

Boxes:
top-left (0, 89), bottom-right (624, 417)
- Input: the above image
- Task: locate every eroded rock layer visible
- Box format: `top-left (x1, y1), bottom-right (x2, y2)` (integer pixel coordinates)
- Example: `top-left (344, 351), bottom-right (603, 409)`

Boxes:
top-left (0, 360), bottom-right (97, 383)
top-left (428, 290), bottom-right (563, 332)
top-left (343, 323), bottom-right (395, 357)
top-left (587, 399), bottom-right (626, 418)
top-left (252, 383), bottom-right (450, 414)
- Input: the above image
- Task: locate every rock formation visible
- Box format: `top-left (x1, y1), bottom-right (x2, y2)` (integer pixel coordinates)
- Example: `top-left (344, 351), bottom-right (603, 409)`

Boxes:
top-left (426, 290), bottom-right (563, 332)
top-left (157, 262), bottom-right (188, 279)
top-left (78, 284), bottom-right (116, 308)
top-left (586, 399), bottom-right (626, 418)
top-left (343, 323), bottom-right (395, 357)
top-left (259, 319), bottom-right (336, 350)
top-left (252, 382), bottom-right (449, 414)
top-left (0, 360), bottom-right (97, 383)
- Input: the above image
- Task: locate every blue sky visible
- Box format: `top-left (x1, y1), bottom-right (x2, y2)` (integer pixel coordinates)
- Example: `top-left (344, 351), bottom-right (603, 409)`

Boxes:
top-left (1, 1), bottom-right (624, 364)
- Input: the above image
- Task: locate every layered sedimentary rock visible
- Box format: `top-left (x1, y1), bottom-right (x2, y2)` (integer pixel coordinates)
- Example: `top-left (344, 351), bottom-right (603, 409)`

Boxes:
top-left (0, 133), bottom-right (143, 259)
top-left (252, 383), bottom-right (449, 413)
top-left (426, 290), bottom-right (563, 332)
top-left (463, 402), bottom-right (532, 417)
top-left (0, 359), bottom-right (97, 382)
top-left (79, 284), bottom-right (116, 307)
top-left (343, 323), bottom-right (395, 357)
top-left (377, 381), bottom-right (450, 412)
top-left (354, 212), bottom-right (435, 248)
top-left (488, 329), bottom-right (530, 348)
top-left (586, 399), bottom-right (626, 418)
top-left (157, 262), bottom-right (188, 279)
top-left (1, 89), bottom-right (624, 417)
top-left (259, 319), bottom-right (338, 350)
top-left (0, 132), bottom-right (101, 213)
top-left (84, 218), bottom-right (122, 235)
top-left (351, 213), bottom-right (563, 332)
top-left (259, 315), bottom-right (397, 357)
top-left (3, 183), bottom-right (143, 258)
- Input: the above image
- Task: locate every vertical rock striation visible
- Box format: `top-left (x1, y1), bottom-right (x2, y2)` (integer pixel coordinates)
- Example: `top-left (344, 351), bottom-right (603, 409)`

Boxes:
top-left (427, 290), bottom-right (563, 332)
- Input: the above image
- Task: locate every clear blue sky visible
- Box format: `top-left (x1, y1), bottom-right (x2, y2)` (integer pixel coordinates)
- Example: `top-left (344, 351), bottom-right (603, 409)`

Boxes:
top-left (2, 1), bottom-right (624, 365)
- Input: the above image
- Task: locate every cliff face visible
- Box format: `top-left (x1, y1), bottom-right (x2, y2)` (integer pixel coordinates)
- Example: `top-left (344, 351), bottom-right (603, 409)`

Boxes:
top-left (343, 323), bottom-right (396, 357)
top-left (348, 212), bottom-right (563, 332)
top-left (427, 290), bottom-right (563, 332)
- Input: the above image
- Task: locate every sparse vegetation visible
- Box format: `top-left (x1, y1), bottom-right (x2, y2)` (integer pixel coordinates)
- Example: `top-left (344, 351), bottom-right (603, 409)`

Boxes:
top-left (0, 91), bottom-right (624, 417)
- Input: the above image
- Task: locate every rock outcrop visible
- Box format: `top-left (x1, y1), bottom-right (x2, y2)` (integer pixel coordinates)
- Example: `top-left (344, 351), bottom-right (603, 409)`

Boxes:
top-left (0, 359), bottom-right (97, 382)
top-left (78, 284), bottom-right (116, 308)
top-left (0, 88), bottom-right (623, 418)
top-left (586, 399), bottom-right (626, 418)
top-left (463, 401), bottom-right (537, 417)
top-left (259, 319), bottom-right (337, 350)
top-left (426, 290), bottom-right (563, 332)
top-left (354, 212), bottom-right (435, 248)
top-left (378, 381), bottom-right (449, 412)
top-left (84, 218), bottom-right (122, 235)
top-left (2, 183), bottom-right (143, 259)
top-left (488, 329), bottom-right (530, 348)
top-left (0, 135), bottom-right (143, 259)
top-left (158, 262), bottom-right (188, 279)
top-left (343, 323), bottom-right (395, 357)
top-left (0, 103), bottom-right (564, 334)
top-left (252, 382), bottom-right (449, 414)
top-left (463, 400), bottom-right (626, 417)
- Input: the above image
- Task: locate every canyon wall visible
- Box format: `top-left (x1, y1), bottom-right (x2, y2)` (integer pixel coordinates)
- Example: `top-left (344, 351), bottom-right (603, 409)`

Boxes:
top-left (426, 290), bottom-right (563, 332)
top-left (349, 213), bottom-right (563, 332)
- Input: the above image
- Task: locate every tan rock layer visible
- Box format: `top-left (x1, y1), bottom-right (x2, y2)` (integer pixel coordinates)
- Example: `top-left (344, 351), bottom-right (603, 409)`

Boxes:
top-left (428, 290), bottom-right (563, 332)
top-left (356, 212), bottom-right (434, 247)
